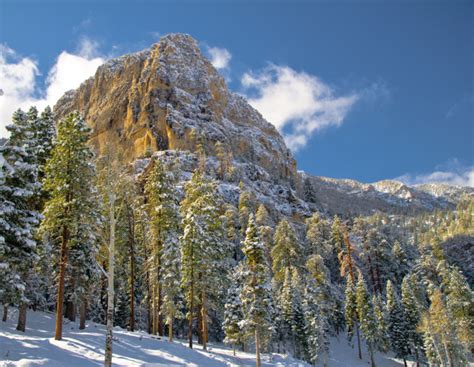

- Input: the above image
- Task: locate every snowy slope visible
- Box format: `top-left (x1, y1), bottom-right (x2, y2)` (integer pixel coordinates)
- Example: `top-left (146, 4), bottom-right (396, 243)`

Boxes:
top-left (0, 309), bottom-right (408, 367)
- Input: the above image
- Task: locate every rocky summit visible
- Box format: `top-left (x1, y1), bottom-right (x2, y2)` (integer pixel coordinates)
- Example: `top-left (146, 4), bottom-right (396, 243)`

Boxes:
top-left (55, 33), bottom-right (296, 186)
top-left (54, 33), bottom-right (472, 220)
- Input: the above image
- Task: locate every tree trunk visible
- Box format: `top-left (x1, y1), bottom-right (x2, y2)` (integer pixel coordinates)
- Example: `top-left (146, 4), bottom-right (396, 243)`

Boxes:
top-left (188, 241), bottom-right (194, 349)
top-left (55, 224), bottom-right (69, 341)
top-left (197, 306), bottom-right (203, 345)
top-left (255, 327), bottom-right (261, 367)
top-left (66, 301), bottom-right (76, 322)
top-left (152, 280), bottom-right (158, 335)
top-left (188, 299), bottom-right (193, 349)
top-left (79, 298), bottom-right (86, 330)
top-left (370, 349), bottom-right (376, 367)
top-left (355, 322), bottom-right (362, 359)
top-left (2, 304), bottom-right (7, 322)
top-left (168, 320), bottom-right (173, 342)
top-left (104, 193), bottom-right (116, 367)
top-left (146, 269), bottom-right (152, 334)
top-left (201, 292), bottom-right (208, 351)
top-left (233, 344), bottom-right (236, 356)
top-left (16, 302), bottom-right (27, 332)
top-left (403, 357), bottom-right (407, 367)
top-left (129, 233), bottom-right (135, 332)
top-left (157, 282), bottom-right (163, 336)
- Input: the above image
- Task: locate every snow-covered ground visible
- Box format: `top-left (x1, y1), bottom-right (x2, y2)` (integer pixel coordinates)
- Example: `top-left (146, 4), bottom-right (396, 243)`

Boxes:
top-left (0, 309), bottom-right (407, 366)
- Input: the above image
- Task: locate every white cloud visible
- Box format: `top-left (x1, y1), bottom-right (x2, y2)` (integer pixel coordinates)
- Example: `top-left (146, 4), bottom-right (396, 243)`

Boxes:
top-left (396, 159), bottom-right (474, 187)
top-left (207, 46), bottom-right (231, 70)
top-left (0, 38), bottom-right (105, 137)
top-left (241, 65), bottom-right (358, 151)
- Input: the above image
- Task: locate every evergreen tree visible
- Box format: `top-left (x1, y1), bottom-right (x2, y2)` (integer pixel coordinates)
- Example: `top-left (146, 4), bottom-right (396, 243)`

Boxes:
top-left (0, 108), bottom-right (41, 331)
top-left (344, 276), bottom-right (362, 359)
top-left (145, 158), bottom-right (181, 339)
top-left (385, 280), bottom-right (410, 366)
top-left (240, 214), bottom-right (273, 367)
top-left (420, 289), bottom-right (468, 366)
top-left (401, 275), bottom-right (423, 365)
top-left (255, 204), bottom-right (273, 269)
top-left (280, 268), bottom-right (308, 359)
top-left (271, 219), bottom-right (302, 283)
top-left (304, 254), bottom-right (332, 366)
top-left (40, 112), bottom-right (96, 340)
top-left (372, 294), bottom-right (389, 353)
top-left (223, 265), bottom-right (244, 356)
top-left (356, 272), bottom-right (377, 366)
top-left (180, 170), bottom-right (227, 349)
top-left (238, 184), bottom-right (254, 235)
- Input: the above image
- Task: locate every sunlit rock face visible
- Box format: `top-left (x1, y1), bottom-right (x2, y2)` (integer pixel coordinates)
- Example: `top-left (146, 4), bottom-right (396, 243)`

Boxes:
top-left (54, 33), bottom-right (297, 186)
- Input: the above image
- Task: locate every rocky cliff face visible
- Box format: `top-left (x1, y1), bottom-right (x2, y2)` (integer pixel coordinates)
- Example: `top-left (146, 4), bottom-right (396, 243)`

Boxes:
top-left (55, 33), bottom-right (296, 186)
top-left (55, 33), bottom-right (472, 221)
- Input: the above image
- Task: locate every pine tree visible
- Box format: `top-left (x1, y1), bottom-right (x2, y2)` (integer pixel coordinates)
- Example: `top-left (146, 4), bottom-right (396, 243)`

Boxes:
top-left (33, 106), bottom-right (55, 178)
top-left (40, 112), bottom-right (96, 341)
top-left (255, 204), bottom-right (273, 269)
top-left (223, 265), bottom-right (244, 356)
top-left (280, 268), bottom-right (308, 359)
top-left (356, 272), bottom-right (377, 366)
top-left (372, 294), bottom-right (389, 353)
top-left (180, 170), bottom-right (227, 349)
top-left (271, 219), bottom-right (302, 283)
top-left (238, 184), bottom-right (254, 235)
top-left (385, 280), bottom-right (410, 366)
top-left (440, 265), bottom-right (474, 352)
top-left (344, 276), bottom-right (361, 357)
top-left (305, 254), bottom-right (332, 366)
top-left (0, 108), bottom-right (41, 331)
top-left (145, 158), bottom-right (181, 339)
top-left (420, 289), bottom-right (468, 366)
top-left (401, 275), bottom-right (423, 366)
top-left (240, 214), bottom-right (273, 367)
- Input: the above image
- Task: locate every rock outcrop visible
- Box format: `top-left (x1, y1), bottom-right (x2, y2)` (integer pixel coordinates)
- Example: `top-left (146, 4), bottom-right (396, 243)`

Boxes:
top-left (55, 33), bottom-right (296, 186)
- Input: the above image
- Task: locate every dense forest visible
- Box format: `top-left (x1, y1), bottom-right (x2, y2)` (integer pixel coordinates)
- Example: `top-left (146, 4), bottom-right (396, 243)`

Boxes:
top-left (1, 107), bottom-right (473, 367)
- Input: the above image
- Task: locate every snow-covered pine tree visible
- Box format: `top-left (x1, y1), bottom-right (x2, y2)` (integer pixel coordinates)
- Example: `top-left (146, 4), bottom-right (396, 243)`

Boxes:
top-left (0, 108), bottom-right (41, 331)
top-left (180, 170), bottom-right (228, 350)
top-left (356, 271), bottom-right (377, 366)
top-left (385, 280), bottom-right (411, 366)
top-left (400, 275), bottom-right (423, 365)
top-left (223, 264), bottom-right (245, 356)
top-left (144, 158), bottom-right (181, 339)
top-left (240, 214), bottom-right (273, 367)
top-left (344, 275), bottom-right (362, 359)
top-left (391, 241), bottom-right (410, 286)
top-left (271, 219), bottom-right (302, 283)
top-left (420, 288), bottom-right (468, 366)
top-left (372, 294), bottom-right (389, 353)
top-left (238, 184), bottom-right (254, 235)
top-left (40, 112), bottom-right (96, 341)
top-left (340, 228), bottom-right (362, 360)
top-left (255, 204), bottom-right (273, 270)
top-left (439, 264), bottom-right (474, 353)
top-left (33, 106), bottom-right (55, 179)
top-left (304, 254), bottom-right (332, 366)
top-left (280, 268), bottom-right (308, 360)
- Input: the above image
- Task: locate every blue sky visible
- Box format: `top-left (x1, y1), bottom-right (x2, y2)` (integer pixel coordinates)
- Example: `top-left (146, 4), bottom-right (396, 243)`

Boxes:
top-left (1, 0), bottom-right (472, 185)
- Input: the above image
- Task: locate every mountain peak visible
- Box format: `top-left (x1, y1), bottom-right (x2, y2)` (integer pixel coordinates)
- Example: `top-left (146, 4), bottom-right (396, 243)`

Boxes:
top-left (54, 35), bottom-right (296, 186)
